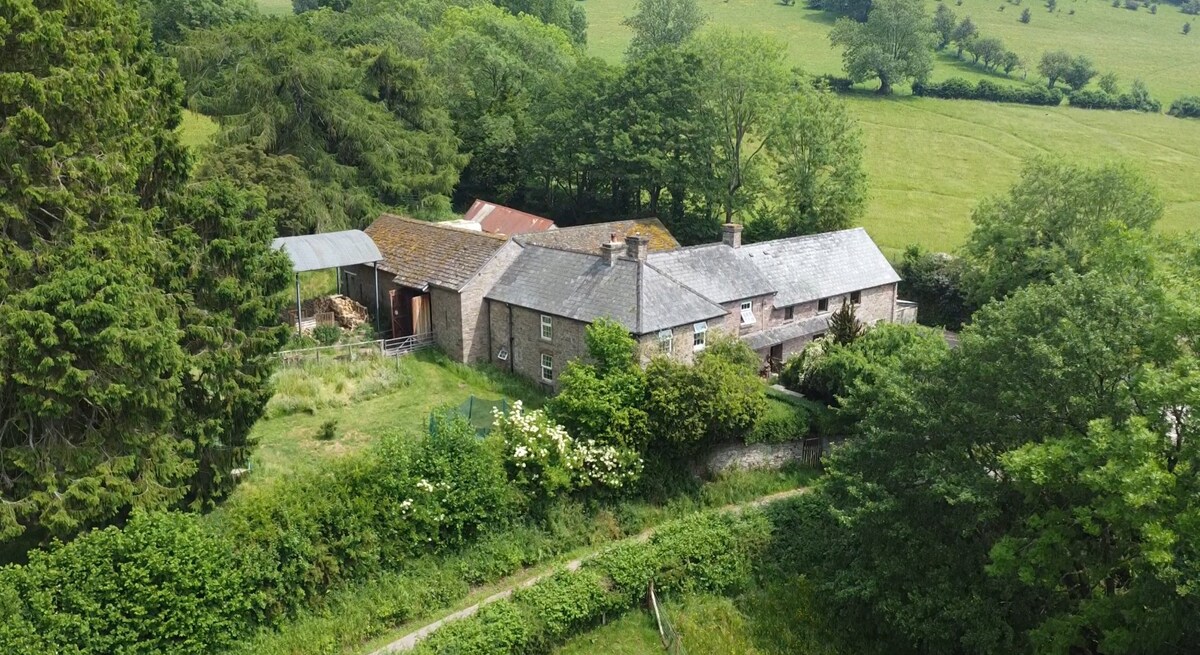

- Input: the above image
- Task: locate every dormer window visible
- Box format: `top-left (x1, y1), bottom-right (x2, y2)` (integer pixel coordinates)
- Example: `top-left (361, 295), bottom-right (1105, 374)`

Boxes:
top-left (740, 301), bottom-right (755, 326)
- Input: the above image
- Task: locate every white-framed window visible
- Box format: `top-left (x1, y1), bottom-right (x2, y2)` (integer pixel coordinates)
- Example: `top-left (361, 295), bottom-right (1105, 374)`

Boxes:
top-left (850, 290), bottom-right (862, 305)
top-left (657, 329), bottom-right (673, 354)
top-left (540, 314), bottom-right (553, 341)
top-left (818, 297), bottom-right (830, 313)
top-left (739, 300), bottom-right (755, 326)
top-left (541, 353), bottom-right (554, 382)
top-left (693, 322), bottom-right (707, 351)
top-left (784, 306), bottom-right (794, 320)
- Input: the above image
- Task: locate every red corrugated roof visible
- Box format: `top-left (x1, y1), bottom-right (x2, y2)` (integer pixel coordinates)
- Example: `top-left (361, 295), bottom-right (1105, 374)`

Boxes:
top-left (463, 200), bottom-right (556, 236)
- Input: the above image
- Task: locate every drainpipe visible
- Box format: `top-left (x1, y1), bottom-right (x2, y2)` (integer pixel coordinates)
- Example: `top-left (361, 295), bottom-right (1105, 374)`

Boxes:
top-left (373, 261), bottom-right (381, 335)
top-left (507, 303), bottom-right (515, 373)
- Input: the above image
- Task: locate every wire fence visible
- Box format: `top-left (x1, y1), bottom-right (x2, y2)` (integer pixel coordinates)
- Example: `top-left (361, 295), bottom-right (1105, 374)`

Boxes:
top-left (648, 581), bottom-right (687, 655)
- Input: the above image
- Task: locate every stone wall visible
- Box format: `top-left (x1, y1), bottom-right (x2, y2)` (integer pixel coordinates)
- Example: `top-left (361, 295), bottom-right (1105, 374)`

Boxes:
top-left (430, 286), bottom-right (463, 360)
top-left (459, 241), bottom-right (522, 364)
top-left (488, 302), bottom-right (590, 389)
top-left (716, 294), bottom-right (772, 338)
top-left (703, 438), bottom-right (835, 475)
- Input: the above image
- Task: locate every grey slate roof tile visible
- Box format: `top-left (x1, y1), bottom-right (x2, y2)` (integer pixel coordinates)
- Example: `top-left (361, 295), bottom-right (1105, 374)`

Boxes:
top-left (734, 228), bottom-right (900, 307)
top-left (485, 246), bottom-right (726, 334)
top-left (648, 244), bottom-right (775, 304)
top-left (742, 315), bottom-right (831, 351)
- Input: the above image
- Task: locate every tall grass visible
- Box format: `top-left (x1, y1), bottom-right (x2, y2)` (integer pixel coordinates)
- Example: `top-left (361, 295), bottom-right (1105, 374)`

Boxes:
top-left (264, 357), bottom-right (413, 418)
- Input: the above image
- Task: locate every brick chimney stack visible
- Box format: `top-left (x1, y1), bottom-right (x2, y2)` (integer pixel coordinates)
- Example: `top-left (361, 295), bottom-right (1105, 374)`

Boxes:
top-left (722, 223), bottom-right (743, 249)
top-left (625, 234), bottom-right (649, 261)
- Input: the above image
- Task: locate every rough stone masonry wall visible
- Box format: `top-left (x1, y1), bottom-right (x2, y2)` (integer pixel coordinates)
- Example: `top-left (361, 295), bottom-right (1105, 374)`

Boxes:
top-left (430, 286), bottom-right (464, 360)
top-left (459, 241), bottom-right (523, 364)
top-left (488, 303), bottom-right (590, 389)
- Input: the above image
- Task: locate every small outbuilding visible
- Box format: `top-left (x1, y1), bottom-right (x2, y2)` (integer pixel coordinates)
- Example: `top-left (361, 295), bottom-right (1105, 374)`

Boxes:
top-left (271, 230), bottom-right (384, 335)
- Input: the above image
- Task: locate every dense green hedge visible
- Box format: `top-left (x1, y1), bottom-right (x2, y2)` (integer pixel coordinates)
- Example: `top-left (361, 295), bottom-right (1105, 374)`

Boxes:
top-left (1068, 89), bottom-right (1161, 112)
top-left (0, 418), bottom-right (520, 655)
top-left (913, 78), bottom-right (1064, 106)
top-left (1169, 95), bottom-right (1200, 118)
top-left (747, 397), bottom-right (813, 444)
top-left (413, 509), bottom-right (772, 654)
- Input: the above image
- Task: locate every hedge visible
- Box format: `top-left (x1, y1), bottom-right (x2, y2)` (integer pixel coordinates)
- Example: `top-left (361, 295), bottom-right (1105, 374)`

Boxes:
top-left (1068, 89), bottom-right (1161, 112)
top-left (912, 78), bottom-right (1064, 106)
top-left (747, 397), bottom-right (813, 444)
top-left (0, 418), bottom-right (521, 655)
top-left (1169, 95), bottom-right (1200, 118)
top-left (412, 509), bottom-right (773, 654)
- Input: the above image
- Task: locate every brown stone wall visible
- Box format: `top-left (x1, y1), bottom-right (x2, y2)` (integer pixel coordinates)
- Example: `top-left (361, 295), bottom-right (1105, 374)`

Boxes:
top-left (716, 295), bottom-right (770, 337)
top-left (488, 302), bottom-right (590, 390)
top-left (636, 316), bottom-right (736, 365)
top-left (430, 286), bottom-right (464, 360)
top-left (458, 241), bottom-right (522, 363)
top-left (767, 283), bottom-right (896, 327)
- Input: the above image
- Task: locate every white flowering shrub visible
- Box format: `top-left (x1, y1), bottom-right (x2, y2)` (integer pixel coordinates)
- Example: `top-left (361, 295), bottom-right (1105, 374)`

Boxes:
top-left (491, 401), bottom-right (642, 501)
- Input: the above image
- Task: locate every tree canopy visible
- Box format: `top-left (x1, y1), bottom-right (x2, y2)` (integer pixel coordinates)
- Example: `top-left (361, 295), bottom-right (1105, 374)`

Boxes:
top-left (0, 0), bottom-right (287, 544)
top-left (830, 0), bottom-right (935, 94)
top-left (622, 0), bottom-right (707, 59)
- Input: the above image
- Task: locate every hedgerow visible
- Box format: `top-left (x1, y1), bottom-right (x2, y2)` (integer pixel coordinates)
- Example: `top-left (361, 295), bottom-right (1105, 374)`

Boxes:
top-left (413, 509), bottom-right (772, 654)
top-left (1168, 95), bottom-right (1200, 118)
top-left (1068, 88), bottom-right (1161, 112)
top-left (913, 78), bottom-right (1064, 106)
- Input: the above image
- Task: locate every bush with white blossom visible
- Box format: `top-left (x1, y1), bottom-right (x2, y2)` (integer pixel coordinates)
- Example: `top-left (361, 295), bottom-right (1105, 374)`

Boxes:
top-left (491, 401), bottom-right (642, 500)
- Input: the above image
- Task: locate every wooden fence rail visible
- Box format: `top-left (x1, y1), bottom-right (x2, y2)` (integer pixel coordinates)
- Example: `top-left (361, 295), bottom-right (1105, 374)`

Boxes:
top-left (277, 333), bottom-right (434, 365)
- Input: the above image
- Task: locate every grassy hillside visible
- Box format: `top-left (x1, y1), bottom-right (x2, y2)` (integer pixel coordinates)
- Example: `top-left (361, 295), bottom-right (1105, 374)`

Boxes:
top-left (589, 0), bottom-right (1200, 254)
top-left (850, 93), bottom-right (1200, 254)
top-left (586, 0), bottom-right (1199, 99)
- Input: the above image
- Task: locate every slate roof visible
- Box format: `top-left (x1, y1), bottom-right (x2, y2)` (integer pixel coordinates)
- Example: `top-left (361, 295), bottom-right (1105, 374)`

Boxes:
top-left (742, 315), bottom-right (831, 351)
top-left (463, 200), bottom-right (556, 235)
top-left (486, 246), bottom-right (726, 334)
top-left (648, 244), bottom-right (775, 304)
top-left (734, 228), bottom-right (900, 307)
top-left (365, 214), bottom-right (508, 291)
top-left (271, 230), bottom-right (382, 273)
top-left (516, 219), bottom-right (679, 255)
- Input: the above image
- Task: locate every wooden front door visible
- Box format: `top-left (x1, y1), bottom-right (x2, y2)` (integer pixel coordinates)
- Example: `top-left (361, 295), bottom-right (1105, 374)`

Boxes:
top-left (412, 294), bottom-right (432, 336)
top-left (390, 289), bottom-right (403, 338)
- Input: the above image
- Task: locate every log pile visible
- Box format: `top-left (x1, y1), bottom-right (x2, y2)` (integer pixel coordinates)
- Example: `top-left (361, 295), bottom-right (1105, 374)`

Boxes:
top-left (288, 295), bottom-right (371, 330)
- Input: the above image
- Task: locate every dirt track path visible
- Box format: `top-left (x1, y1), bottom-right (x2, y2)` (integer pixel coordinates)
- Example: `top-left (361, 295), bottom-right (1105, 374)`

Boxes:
top-left (366, 487), bottom-right (809, 654)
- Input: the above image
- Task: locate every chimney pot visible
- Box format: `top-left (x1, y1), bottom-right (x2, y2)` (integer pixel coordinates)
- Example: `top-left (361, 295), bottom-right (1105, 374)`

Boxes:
top-left (722, 223), bottom-right (743, 249)
top-left (625, 234), bottom-right (649, 261)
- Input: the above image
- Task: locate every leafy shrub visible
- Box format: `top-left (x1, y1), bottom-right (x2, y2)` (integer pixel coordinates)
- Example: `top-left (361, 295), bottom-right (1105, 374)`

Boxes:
top-left (1068, 88), bottom-right (1161, 112)
top-left (491, 401), bottom-right (644, 502)
top-left (1169, 95), bottom-right (1200, 118)
top-left (913, 78), bottom-right (1063, 105)
top-left (778, 338), bottom-right (835, 403)
top-left (311, 324), bottom-right (341, 345)
top-left (1184, 0), bottom-right (1200, 14)
top-left (645, 350), bottom-right (766, 450)
top-left (0, 512), bottom-right (255, 655)
top-left (315, 418), bottom-right (339, 440)
top-left (747, 398), bottom-right (812, 444)
top-left (898, 245), bottom-right (971, 330)
top-left (813, 74), bottom-right (854, 92)
top-left (1124, 0), bottom-right (1140, 9)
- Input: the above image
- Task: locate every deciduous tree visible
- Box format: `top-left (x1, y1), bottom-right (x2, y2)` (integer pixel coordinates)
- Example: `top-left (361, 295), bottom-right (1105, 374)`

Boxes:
top-left (830, 0), bottom-right (935, 95)
top-left (622, 0), bottom-right (707, 59)
top-left (1038, 49), bottom-right (1073, 87)
top-left (933, 3), bottom-right (957, 49)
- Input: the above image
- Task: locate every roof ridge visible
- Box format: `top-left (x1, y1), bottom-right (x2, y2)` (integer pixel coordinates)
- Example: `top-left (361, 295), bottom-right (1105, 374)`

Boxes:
top-left (376, 213), bottom-right (509, 242)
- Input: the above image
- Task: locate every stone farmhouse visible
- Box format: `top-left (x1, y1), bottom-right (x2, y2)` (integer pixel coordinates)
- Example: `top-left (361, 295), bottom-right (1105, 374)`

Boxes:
top-left (346, 214), bottom-right (912, 387)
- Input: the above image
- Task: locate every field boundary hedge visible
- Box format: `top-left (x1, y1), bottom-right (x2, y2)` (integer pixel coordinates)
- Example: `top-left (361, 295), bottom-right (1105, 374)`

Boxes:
top-left (912, 78), bottom-right (1064, 106)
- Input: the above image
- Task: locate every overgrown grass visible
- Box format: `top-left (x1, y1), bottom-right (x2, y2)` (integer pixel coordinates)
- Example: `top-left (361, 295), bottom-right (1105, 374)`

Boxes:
top-left (230, 468), bottom-right (815, 655)
top-left (177, 109), bottom-right (218, 151)
top-left (244, 351), bottom-right (546, 491)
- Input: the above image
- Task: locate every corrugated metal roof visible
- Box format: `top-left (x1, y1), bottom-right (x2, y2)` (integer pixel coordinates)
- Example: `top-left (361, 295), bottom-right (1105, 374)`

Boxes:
top-left (734, 228), bottom-right (900, 307)
top-left (648, 244), bottom-right (776, 304)
top-left (365, 214), bottom-right (508, 291)
top-left (485, 245), bottom-right (726, 334)
top-left (271, 230), bottom-right (382, 273)
top-left (463, 200), bottom-right (556, 235)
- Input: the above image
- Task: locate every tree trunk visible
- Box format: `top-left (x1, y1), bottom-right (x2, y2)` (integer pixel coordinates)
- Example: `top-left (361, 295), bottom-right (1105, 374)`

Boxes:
top-left (878, 76), bottom-right (893, 95)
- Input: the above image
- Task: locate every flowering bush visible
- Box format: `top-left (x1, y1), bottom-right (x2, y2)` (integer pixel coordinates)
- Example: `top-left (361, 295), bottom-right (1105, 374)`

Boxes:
top-left (491, 401), bottom-right (642, 501)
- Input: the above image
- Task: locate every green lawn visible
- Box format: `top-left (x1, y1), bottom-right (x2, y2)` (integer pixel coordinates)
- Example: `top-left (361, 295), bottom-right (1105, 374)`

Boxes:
top-left (242, 351), bottom-right (544, 492)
